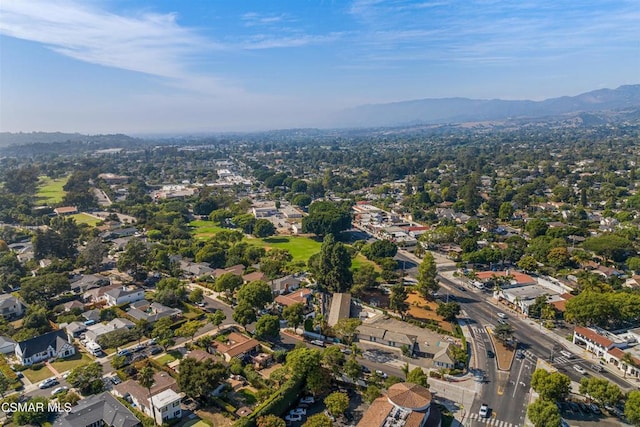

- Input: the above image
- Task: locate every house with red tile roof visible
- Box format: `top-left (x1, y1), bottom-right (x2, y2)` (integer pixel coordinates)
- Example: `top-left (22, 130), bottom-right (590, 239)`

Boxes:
top-left (573, 326), bottom-right (628, 358)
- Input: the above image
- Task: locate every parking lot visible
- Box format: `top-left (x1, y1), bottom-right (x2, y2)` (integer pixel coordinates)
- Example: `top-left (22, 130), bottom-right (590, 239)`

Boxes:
top-left (559, 400), bottom-right (629, 426)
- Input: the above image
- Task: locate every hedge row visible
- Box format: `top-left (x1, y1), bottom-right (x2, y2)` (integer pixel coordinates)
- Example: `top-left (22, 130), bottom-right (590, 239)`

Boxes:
top-left (0, 356), bottom-right (20, 390)
top-left (233, 376), bottom-right (304, 427)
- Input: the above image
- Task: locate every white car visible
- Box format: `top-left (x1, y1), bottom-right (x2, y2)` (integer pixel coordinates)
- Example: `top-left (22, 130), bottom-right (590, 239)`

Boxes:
top-left (375, 370), bottom-right (388, 379)
top-left (285, 414), bottom-right (303, 422)
top-left (497, 312), bottom-right (506, 319)
top-left (290, 408), bottom-right (307, 416)
top-left (573, 365), bottom-right (587, 375)
top-left (51, 386), bottom-right (68, 396)
top-left (39, 378), bottom-right (59, 389)
top-left (300, 396), bottom-right (315, 404)
top-left (479, 403), bottom-right (489, 418)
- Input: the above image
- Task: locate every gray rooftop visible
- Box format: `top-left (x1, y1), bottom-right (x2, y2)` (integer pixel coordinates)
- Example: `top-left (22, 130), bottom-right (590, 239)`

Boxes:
top-left (54, 392), bottom-right (140, 427)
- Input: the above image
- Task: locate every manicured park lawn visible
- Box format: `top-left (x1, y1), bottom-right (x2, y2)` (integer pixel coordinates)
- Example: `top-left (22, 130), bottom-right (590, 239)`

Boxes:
top-left (69, 213), bottom-right (102, 226)
top-left (51, 352), bottom-right (93, 373)
top-left (22, 365), bottom-right (56, 383)
top-left (189, 220), bottom-right (226, 240)
top-left (36, 176), bottom-right (68, 204)
top-left (249, 236), bottom-right (322, 263)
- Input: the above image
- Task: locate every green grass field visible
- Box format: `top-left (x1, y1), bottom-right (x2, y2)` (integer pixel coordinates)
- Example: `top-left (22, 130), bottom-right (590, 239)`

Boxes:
top-left (249, 236), bottom-right (322, 263)
top-left (189, 220), bottom-right (226, 240)
top-left (36, 176), bottom-right (68, 204)
top-left (50, 352), bottom-right (93, 373)
top-left (69, 213), bottom-right (102, 226)
top-left (22, 365), bottom-right (56, 383)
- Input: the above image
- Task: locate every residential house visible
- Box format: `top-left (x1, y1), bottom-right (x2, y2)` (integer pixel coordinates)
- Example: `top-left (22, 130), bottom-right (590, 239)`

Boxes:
top-left (274, 288), bottom-right (313, 308)
top-left (83, 283), bottom-right (120, 304)
top-left (54, 392), bottom-right (140, 427)
top-left (0, 294), bottom-right (24, 319)
top-left (127, 300), bottom-right (182, 324)
top-left (62, 300), bottom-right (85, 312)
top-left (70, 274), bottom-right (109, 293)
top-left (357, 382), bottom-right (441, 427)
top-left (327, 293), bottom-right (351, 327)
top-left (104, 286), bottom-right (145, 307)
top-left (100, 227), bottom-right (138, 241)
top-left (269, 274), bottom-right (303, 295)
top-left (15, 329), bottom-right (75, 366)
top-left (86, 318), bottom-right (135, 344)
top-left (433, 342), bottom-right (456, 369)
top-left (213, 264), bottom-right (245, 278)
top-left (252, 205), bottom-right (278, 218)
top-left (356, 324), bottom-right (417, 354)
top-left (212, 332), bottom-right (261, 362)
top-left (112, 371), bottom-right (180, 425)
top-left (82, 309), bottom-right (101, 323)
top-left (0, 336), bottom-right (16, 354)
top-left (63, 321), bottom-right (88, 339)
top-left (242, 271), bottom-right (266, 283)
top-left (179, 260), bottom-right (215, 277)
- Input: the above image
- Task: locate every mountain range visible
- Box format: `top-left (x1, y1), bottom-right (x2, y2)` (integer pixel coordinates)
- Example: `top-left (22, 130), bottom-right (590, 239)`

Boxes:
top-left (334, 84), bottom-right (640, 128)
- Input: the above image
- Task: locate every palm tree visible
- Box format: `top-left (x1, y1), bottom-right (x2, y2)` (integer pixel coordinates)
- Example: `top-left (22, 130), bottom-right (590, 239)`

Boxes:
top-left (401, 363), bottom-right (410, 380)
top-left (139, 365), bottom-right (156, 423)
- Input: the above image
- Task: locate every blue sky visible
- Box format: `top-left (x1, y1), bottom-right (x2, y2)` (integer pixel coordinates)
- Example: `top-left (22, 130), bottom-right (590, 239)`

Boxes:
top-left (1, 0), bottom-right (638, 133)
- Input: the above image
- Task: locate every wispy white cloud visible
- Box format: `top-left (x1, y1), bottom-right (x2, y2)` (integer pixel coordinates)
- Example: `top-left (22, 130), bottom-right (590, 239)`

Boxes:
top-left (241, 32), bottom-right (345, 50)
top-left (241, 12), bottom-right (291, 27)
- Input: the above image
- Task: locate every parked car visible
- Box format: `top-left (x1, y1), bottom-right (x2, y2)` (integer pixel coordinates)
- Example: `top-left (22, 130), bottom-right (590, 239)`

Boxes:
top-left (39, 378), bottom-right (59, 389)
top-left (375, 370), bottom-right (388, 379)
top-left (290, 408), bottom-right (307, 416)
top-left (361, 365), bottom-right (371, 374)
top-left (149, 346), bottom-right (163, 355)
top-left (591, 363), bottom-right (604, 372)
top-left (590, 404), bottom-right (601, 414)
top-left (573, 365), bottom-right (587, 375)
top-left (458, 286), bottom-right (466, 291)
top-left (300, 396), bottom-right (315, 404)
top-left (516, 350), bottom-right (525, 359)
top-left (51, 386), bottom-right (68, 396)
top-left (110, 376), bottom-right (122, 385)
top-left (479, 404), bottom-right (490, 418)
top-left (310, 339), bottom-right (325, 347)
top-left (285, 414), bottom-right (303, 422)
top-left (117, 349), bottom-right (131, 357)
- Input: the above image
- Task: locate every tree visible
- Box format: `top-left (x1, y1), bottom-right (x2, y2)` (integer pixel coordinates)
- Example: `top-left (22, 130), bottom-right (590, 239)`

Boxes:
top-left (214, 273), bottom-right (243, 298)
top-left (547, 247), bottom-right (571, 268)
top-left (78, 237), bottom-right (108, 272)
top-left (321, 346), bottom-right (345, 374)
top-left (176, 320), bottom-right (201, 341)
top-left (364, 385), bottom-right (382, 403)
top-left (302, 413), bottom-right (333, 427)
top-left (257, 414), bottom-right (286, 427)
top-left (154, 277), bottom-right (187, 308)
top-left (517, 255), bottom-right (539, 272)
top-left (316, 234), bottom-right (353, 293)
top-left (188, 287), bottom-right (204, 304)
top-left (498, 202), bottom-right (514, 220)
top-left (0, 374), bottom-right (8, 397)
top-left (253, 219), bottom-right (276, 237)
top-left (436, 302), bottom-right (461, 321)
top-left (111, 354), bottom-right (128, 370)
top-left (152, 317), bottom-right (175, 350)
top-left (232, 214), bottom-right (257, 234)
top-left (324, 391), bottom-right (349, 416)
top-left (301, 201), bottom-right (351, 236)
top-left (292, 194), bottom-right (312, 208)
top-left (67, 362), bottom-right (104, 395)
top-left (177, 357), bottom-right (228, 401)
top-left (237, 280), bottom-right (273, 310)
top-left (353, 263), bottom-right (379, 290)
top-left (282, 303), bottom-right (304, 331)
top-left (389, 284), bottom-right (409, 319)
top-left (333, 318), bottom-right (362, 345)
top-left (625, 390), bottom-right (640, 426)
top-left (579, 377), bottom-right (622, 407)
top-left (208, 309), bottom-right (226, 329)
top-left (564, 290), bottom-right (615, 327)
top-left (13, 396), bottom-right (51, 425)
top-left (416, 252), bottom-right (438, 297)
top-left (116, 238), bottom-right (150, 281)
top-left (344, 358), bottom-right (362, 381)
top-left (255, 314), bottom-right (281, 340)
top-left (527, 398), bottom-right (562, 427)
top-left (494, 323), bottom-right (514, 345)
top-left (233, 302), bottom-right (257, 328)
top-left (530, 369), bottom-right (570, 401)
top-left (406, 367), bottom-right (429, 388)
top-left (525, 219), bottom-right (549, 238)
top-left (583, 234), bottom-right (634, 263)
top-left (139, 365), bottom-right (156, 423)
top-left (361, 240), bottom-right (398, 261)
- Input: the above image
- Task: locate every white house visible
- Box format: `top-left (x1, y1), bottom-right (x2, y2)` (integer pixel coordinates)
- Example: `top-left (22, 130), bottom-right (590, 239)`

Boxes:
top-left (151, 389), bottom-right (183, 425)
top-left (0, 294), bottom-right (24, 319)
top-left (104, 286), bottom-right (145, 307)
top-left (16, 330), bottom-right (75, 366)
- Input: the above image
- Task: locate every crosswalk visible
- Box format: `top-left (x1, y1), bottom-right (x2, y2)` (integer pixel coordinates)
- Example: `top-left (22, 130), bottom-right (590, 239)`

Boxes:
top-left (471, 326), bottom-right (486, 335)
top-left (552, 356), bottom-right (570, 364)
top-left (467, 413), bottom-right (517, 426)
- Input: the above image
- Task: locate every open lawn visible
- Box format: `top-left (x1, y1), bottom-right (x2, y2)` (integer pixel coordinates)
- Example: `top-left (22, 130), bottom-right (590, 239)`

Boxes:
top-left (406, 292), bottom-right (453, 333)
top-left (181, 420), bottom-right (211, 427)
top-left (351, 253), bottom-right (379, 271)
top-left (69, 213), bottom-right (102, 226)
top-left (36, 176), bottom-right (68, 204)
top-left (51, 352), bottom-right (93, 373)
top-left (189, 220), bottom-right (226, 240)
top-left (22, 365), bottom-right (56, 383)
top-left (156, 350), bottom-right (183, 366)
top-left (248, 235), bottom-right (322, 263)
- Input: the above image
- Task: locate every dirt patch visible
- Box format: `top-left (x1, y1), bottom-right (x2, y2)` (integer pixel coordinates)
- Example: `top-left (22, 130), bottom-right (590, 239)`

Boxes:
top-left (195, 408), bottom-right (234, 427)
top-left (487, 328), bottom-right (515, 371)
top-left (405, 292), bottom-right (453, 333)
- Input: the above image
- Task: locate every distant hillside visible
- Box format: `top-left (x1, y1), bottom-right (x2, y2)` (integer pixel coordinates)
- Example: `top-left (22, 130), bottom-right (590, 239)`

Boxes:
top-left (334, 85), bottom-right (640, 128)
top-left (0, 132), bottom-right (137, 148)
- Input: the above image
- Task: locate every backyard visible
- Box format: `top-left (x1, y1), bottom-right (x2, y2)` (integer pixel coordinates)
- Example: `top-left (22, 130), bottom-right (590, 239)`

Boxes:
top-left (406, 292), bottom-right (454, 333)
top-left (36, 176), bottom-right (68, 204)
